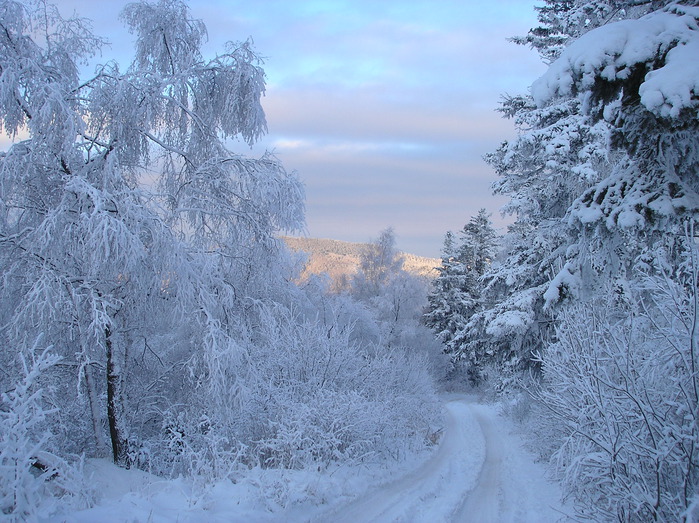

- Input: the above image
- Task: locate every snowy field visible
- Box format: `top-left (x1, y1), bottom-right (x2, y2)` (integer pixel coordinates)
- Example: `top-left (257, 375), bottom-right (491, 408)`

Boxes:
top-left (51, 396), bottom-right (570, 523)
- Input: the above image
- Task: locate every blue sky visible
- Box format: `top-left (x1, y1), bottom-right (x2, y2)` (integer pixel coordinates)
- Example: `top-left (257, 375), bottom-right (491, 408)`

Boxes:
top-left (57, 0), bottom-right (546, 257)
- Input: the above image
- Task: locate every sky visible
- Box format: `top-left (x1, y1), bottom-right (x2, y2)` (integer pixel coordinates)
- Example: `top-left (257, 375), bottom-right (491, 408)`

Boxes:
top-left (54, 0), bottom-right (546, 257)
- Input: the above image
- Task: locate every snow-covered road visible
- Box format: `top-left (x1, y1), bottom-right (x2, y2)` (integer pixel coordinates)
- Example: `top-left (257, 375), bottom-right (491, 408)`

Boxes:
top-left (58, 396), bottom-right (570, 522)
top-left (317, 395), bottom-right (568, 523)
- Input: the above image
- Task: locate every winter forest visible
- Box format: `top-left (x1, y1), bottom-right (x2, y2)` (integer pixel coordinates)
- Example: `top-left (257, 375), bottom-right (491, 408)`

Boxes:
top-left (1, 0), bottom-right (698, 521)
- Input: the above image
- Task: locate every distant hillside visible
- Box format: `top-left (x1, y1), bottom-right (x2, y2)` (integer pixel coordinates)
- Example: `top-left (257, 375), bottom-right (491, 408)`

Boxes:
top-left (282, 236), bottom-right (440, 290)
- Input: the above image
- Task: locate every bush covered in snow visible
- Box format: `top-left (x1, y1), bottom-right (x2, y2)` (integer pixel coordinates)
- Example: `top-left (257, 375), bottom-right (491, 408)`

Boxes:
top-left (537, 240), bottom-right (699, 521)
top-left (154, 301), bottom-right (440, 477)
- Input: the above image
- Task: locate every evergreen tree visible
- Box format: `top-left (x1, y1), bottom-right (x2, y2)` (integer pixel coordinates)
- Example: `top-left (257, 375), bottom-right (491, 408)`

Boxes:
top-left (457, 209), bottom-right (498, 276)
top-left (425, 231), bottom-right (462, 346)
top-left (472, 87), bottom-right (608, 377)
top-left (426, 210), bottom-right (497, 382)
top-left (514, 0), bottom-right (666, 62)
top-left (534, 1), bottom-right (699, 297)
top-left (460, 0), bottom-right (672, 378)
top-left (491, 1), bottom-right (699, 518)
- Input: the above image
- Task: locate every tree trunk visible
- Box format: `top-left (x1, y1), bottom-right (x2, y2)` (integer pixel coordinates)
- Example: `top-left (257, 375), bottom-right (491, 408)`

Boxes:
top-left (84, 364), bottom-right (106, 452)
top-left (106, 326), bottom-right (128, 467)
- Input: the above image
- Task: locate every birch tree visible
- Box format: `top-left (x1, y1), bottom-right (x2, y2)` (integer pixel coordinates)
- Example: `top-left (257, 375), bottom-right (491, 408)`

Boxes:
top-left (0, 0), bottom-right (304, 466)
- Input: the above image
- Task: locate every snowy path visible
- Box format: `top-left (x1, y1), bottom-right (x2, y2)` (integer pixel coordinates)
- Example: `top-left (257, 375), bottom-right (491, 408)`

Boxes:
top-left (57, 396), bottom-right (569, 522)
top-left (316, 395), bottom-right (568, 523)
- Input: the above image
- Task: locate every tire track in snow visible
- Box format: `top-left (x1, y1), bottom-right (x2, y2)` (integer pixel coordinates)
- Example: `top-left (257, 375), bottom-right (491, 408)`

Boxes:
top-left (453, 404), bottom-right (503, 521)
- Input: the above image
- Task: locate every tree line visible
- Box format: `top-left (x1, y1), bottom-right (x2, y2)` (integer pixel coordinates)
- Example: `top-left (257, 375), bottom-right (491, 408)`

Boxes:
top-left (424, 1), bottom-right (699, 520)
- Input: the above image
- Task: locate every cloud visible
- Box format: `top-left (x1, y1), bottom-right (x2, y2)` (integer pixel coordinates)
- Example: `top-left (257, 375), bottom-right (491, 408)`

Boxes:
top-left (263, 133), bottom-right (513, 256)
top-left (271, 136), bottom-right (432, 156)
top-left (261, 87), bottom-right (517, 146)
top-left (235, 80), bottom-right (527, 256)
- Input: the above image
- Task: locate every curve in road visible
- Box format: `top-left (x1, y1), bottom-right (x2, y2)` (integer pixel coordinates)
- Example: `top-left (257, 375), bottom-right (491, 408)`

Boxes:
top-left (317, 395), bottom-right (568, 523)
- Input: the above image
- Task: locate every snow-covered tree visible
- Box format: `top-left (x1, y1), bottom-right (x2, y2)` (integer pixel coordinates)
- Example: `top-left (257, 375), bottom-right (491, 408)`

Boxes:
top-left (514, 0), bottom-right (666, 63)
top-left (477, 87), bottom-right (618, 375)
top-left (0, 2), bottom-right (443, 493)
top-left (457, 209), bottom-right (498, 277)
top-left (0, 0), bottom-right (303, 467)
top-left (348, 228), bottom-right (444, 375)
top-left (351, 227), bottom-right (405, 300)
top-left (0, 339), bottom-right (88, 520)
top-left (533, 3), bottom-right (699, 287)
top-left (481, 1), bottom-right (699, 518)
top-left (496, 1), bottom-right (699, 311)
top-left (426, 210), bottom-right (498, 383)
top-left (458, 1), bottom-right (681, 380)
top-left (350, 227), bottom-right (408, 347)
top-left (425, 231), bottom-right (464, 347)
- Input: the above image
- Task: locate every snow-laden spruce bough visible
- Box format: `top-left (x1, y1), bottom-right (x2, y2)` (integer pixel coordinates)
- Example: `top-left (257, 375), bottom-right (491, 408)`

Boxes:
top-left (0, 0), bottom-right (441, 519)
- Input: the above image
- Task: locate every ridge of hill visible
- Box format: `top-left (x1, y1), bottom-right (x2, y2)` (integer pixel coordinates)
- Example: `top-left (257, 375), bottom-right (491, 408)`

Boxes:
top-left (282, 237), bottom-right (440, 289)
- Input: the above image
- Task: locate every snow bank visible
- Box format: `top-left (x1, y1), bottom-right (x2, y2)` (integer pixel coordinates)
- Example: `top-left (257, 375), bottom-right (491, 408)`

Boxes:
top-left (46, 397), bottom-right (570, 522)
top-left (47, 451), bottom-right (440, 522)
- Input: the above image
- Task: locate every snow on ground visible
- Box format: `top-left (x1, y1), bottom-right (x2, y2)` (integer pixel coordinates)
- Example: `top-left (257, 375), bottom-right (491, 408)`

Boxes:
top-left (459, 401), bottom-right (571, 522)
top-left (313, 396), bottom-right (485, 522)
top-left (314, 394), bottom-right (570, 522)
top-left (47, 395), bottom-right (571, 522)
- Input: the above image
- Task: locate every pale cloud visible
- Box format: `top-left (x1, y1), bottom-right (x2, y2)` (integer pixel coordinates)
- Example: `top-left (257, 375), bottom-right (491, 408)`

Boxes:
top-left (264, 133), bottom-right (512, 256)
top-left (271, 138), bottom-right (316, 150)
top-left (271, 137), bottom-right (431, 156)
top-left (261, 87), bottom-right (519, 146)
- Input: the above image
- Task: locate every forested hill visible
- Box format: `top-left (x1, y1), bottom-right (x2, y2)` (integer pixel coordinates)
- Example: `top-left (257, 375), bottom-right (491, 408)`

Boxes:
top-left (282, 236), bottom-right (440, 285)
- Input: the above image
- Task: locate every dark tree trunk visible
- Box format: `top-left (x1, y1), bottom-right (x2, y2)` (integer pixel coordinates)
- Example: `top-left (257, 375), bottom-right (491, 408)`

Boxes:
top-left (106, 326), bottom-right (128, 467)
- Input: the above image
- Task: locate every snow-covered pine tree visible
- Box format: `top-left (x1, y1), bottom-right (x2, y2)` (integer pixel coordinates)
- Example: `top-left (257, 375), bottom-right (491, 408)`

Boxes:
top-left (457, 209), bottom-right (498, 277)
top-left (474, 94), bottom-right (611, 378)
top-left (459, 0), bottom-right (669, 380)
top-left (448, 211), bottom-right (498, 382)
top-left (425, 231), bottom-right (463, 347)
top-left (514, 1), bottom-right (667, 64)
top-left (426, 210), bottom-right (497, 383)
top-left (533, 2), bottom-right (699, 299)
top-left (527, 3), bottom-right (699, 518)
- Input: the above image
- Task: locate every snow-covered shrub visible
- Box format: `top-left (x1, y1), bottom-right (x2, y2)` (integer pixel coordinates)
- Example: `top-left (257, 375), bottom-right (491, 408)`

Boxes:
top-left (0, 342), bottom-right (88, 520)
top-left (156, 298), bottom-right (440, 478)
top-left (154, 409), bottom-right (245, 487)
top-left (538, 244), bottom-right (699, 520)
top-left (239, 303), bottom-right (441, 469)
top-left (1, 346), bottom-right (58, 519)
top-left (348, 228), bottom-right (448, 381)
